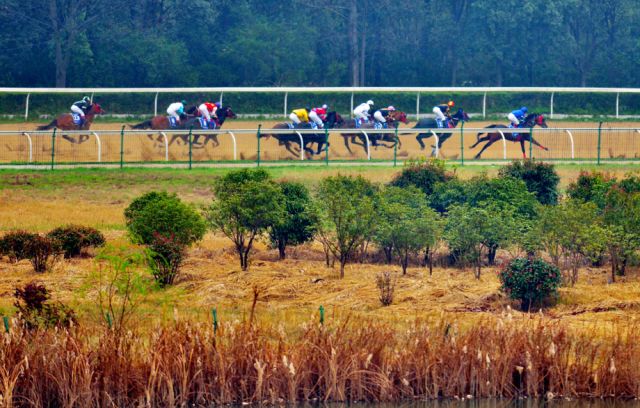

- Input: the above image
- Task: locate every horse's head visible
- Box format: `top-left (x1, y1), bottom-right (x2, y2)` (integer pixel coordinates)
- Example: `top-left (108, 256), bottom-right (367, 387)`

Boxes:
top-left (334, 112), bottom-right (345, 127)
top-left (389, 110), bottom-right (408, 124)
top-left (90, 103), bottom-right (104, 114)
top-left (535, 114), bottom-right (548, 128)
top-left (524, 113), bottom-right (548, 128)
top-left (221, 106), bottom-right (237, 119)
top-left (453, 108), bottom-right (469, 122)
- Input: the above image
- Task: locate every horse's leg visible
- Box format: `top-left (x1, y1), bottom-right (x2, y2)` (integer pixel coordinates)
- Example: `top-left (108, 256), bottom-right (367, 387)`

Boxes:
top-left (62, 135), bottom-right (78, 144)
top-left (284, 141), bottom-right (299, 158)
top-left (470, 134), bottom-right (492, 148)
top-left (79, 135), bottom-right (90, 144)
top-left (416, 133), bottom-right (430, 150)
top-left (520, 140), bottom-right (526, 158)
top-left (474, 138), bottom-right (498, 159)
top-left (212, 135), bottom-right (220, 147)
top-left (342, 135), bottom-right (354, 154)
top-left (531, 137), bottom-right (548, 151)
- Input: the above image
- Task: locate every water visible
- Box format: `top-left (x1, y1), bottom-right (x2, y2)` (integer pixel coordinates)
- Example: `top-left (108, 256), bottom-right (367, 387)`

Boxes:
top-left (310, 401), bottom-right (640, 408)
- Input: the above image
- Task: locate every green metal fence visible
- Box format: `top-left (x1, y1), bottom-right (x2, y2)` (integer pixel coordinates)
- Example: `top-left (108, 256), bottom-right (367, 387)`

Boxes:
top-left (1, 126), bottom-right (639, 168)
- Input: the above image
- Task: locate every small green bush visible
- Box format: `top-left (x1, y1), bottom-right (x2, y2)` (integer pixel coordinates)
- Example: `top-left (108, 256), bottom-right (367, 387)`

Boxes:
top-left (14, 282), bottom-right (76, 329)
top-left (389, 159), bottom-right (454, 196)
top-left (47, 225), bottom-right (106, 258)
top-left (498, 160), bottom-right (560, 205)
top-left (26, 235), bottom-right (59, 273)
top-left (0, 230), bottom-right (34, 262)
top-left (499, 257), bottom-right (561, 311)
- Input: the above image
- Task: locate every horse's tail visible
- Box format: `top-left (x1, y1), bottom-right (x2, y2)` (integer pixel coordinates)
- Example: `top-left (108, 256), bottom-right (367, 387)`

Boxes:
top-left (36, 120), bottom-right (57, 131)
top-left (131, 120), bottom-right (152, 129)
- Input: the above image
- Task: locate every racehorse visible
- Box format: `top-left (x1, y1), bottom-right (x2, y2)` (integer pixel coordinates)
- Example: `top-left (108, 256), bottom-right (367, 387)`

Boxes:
top-left (340, 110), bottom-right (409, 155)
top-left (470, 113), bottom-right (549, 159)
top-left (130, 105), bottom-right (198, 130)
top-left (166, 106), bottom-right (238, 147)
top-left (36, 104), bottom-right (105, 143)
top-left (263, 112), bottom-right (343, 158)
top-left (414, 108), bottom-right (470, 156)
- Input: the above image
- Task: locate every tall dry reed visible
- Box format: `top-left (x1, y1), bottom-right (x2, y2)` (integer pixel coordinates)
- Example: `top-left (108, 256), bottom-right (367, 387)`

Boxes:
top-left (0, 315), bottom-right (638, 406)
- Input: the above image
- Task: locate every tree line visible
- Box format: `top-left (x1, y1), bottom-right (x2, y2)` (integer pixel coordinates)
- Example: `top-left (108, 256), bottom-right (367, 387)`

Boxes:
top-left (0, 0), bottom-right (638, 88)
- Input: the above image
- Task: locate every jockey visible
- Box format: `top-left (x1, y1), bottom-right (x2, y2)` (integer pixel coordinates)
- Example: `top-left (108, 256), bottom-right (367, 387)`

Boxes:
top-left (167, 100), bottom-right (187, 124)
top-left (508, 107), bottom-right (528, 128)
top-left (198, 101), bottom-right (219, 122)
top-left (373, 106), bottom-right (396, 129)
top-left (309, 104), bottom-right (328, 128)
top-left (353, 100), bottom-right (374, 122)
top-left (433, 100), bottom-right (454, 128)
top-left (289, 107), bottom-right (310, 125)
top-left (70, 96), bottom-right (91, 125)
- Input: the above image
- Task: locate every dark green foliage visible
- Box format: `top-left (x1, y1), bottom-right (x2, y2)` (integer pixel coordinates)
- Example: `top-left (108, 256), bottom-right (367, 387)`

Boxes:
top-left (26, 235), bottom-right (59, 273)
top-left (499, 257), bottom-right (561, 311)
top-left (269, 181), bottom-right (318, 260)
top-left (498, 160), bottom-right (560, 205)
top-left (47, 225), bottom-right (106, 258)
top-left (14, 282), bottom-right (76, 329)
top-left (566, 171), bottom-right (616, 209)
top-left (0, 230), bottom-right (34, 262)
top-left (207, 169), bottom-right (285, 271)
top-left (389, 159), bottom-right (453, 196)
top-left (125, 191), bottom-right (206, 285)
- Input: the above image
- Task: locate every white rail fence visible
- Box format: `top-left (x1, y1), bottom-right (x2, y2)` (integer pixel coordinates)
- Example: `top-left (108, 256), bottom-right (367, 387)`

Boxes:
top-left (0, 127), bottom-right (639, 165)
top-left (2, 87), bottom-right (640, 120)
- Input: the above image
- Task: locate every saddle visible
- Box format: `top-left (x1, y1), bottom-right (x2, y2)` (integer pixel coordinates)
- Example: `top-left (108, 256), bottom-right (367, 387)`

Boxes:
top-left (71, 113), bottom-right (83, 125)
top-left (198, 117), bottom-right (217, 129)
top-left (168, 117), bottom-right (179, 128)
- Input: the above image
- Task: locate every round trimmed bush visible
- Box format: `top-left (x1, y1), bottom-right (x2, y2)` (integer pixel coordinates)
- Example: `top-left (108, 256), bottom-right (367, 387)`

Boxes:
top-left (0, 230), bottom-right (35, 262)
top-left (499, 257), bottom-right (561, 311)
top-left (47, 225), bottom-right (106, 258)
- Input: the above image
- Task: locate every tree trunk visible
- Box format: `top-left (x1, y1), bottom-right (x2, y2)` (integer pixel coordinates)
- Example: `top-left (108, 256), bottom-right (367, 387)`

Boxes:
top-left (383, 245), bottom-right (393, 264)
top-left (487, 245), bottom-right (497, 266)
top-left (349, 0), bottom-right (359, 86)
top-left (428, 251), bottom-right (433, 277)
top-left (278, 241), bottom-right (286, 260)
top-left (401, 252), bottom-right (408, 275)
top-left (340, 259), bottom-right (346, 279)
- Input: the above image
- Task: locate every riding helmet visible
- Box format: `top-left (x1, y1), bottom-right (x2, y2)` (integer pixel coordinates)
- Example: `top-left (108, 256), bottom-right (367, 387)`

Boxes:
top-left (448, 100), bottom-right (455, 107)
top-left (83, 96), bottom-right (91, 103)
top-left (367, 100), bottom-right (374, 105)
top-left (181, 100), bottom-right (187, 106)
top-left (521, 107), bottom-right (528, 113)
top-left (387, 106), bottom-right (396, 111)
top-left (322, 104), bottom-right (328, 109)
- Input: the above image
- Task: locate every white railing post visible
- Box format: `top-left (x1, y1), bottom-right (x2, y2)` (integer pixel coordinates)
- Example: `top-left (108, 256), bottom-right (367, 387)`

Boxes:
top-left (616, 92), bottom-right (620, 118)
top-left (219, 91), bottom-right (224, 106)
top-left (284, 92), bottom-right (288, 118)
top-left (92, 131), bottom-right (102, 162)
top-left (24, 93), bottom-right (30, 120)
top-left (227, 131), bottom-right (237, 160)
top-left (154, 92), bottom-right (159, 116)
top-left (565, 129), bottom-right (575, 159)
top-left (295, 131), bottom-right (305, 160)
top-left (350, 93), bottom-right (354, 118)
top-left (497, 129), bottom-right (507, 159)
top-left (429, 130), bottom-right (440, 158)
top-left (160, 132), bottom-right (169, 161)
top-left (416, 92), bottom-right (420, 120)
top-left (22, 132), bottom-right (33, 163)
top-left (550, 92), bottom-right (554, 119)
top-left (360, 130), bottom-right (371, 160)
top-left (482, 92), bottom-right (487, 119)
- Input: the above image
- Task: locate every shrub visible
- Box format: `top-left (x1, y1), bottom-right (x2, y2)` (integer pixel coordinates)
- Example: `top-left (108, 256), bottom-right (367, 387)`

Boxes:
top-left (498, 160), bottom-right (560, 205)
top-left (566, 171), bottom-right (616, 209)
top-left (0, 230), bottom-right (34, 262)
top-left (125, 191), bottom-right (206, 286)
top-left (499, 257), bottom-right (561, 311)
top-left (389, 159), bottom-right (454, 196)
top-left (375, 272), bottom-right (396, 306)
top-left (207, 169), bottom-right (285, 271)
top-left (269, 181), bottom-right (318, 260)
top-left (47, 225), bottom-right (106, 258)
top-left (14, 282), bottom-right (76, 329)
top-left (26, 235), bottom-right (59, 273)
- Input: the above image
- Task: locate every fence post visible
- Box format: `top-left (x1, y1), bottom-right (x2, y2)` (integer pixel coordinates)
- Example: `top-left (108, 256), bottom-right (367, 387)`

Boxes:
top-left (24, 93), bottom-right (30, 120)
top-left (529, 127), bottom-right (533, 159)
top-left (120, 125), bottom-right (125, 169)
top-left (319, 305), bottom-right (324, 326)
top-left (3, 316), bottom-right (9, 333)
top-left (393, 124), bottom-right (399, 167)
top-left (597, 122), bottom-right (602, 165)
top-left (256, 124), bottom-right (262, 167)
top-left (50, 128), bottom-right (56, 170)
top-left (324, 126), bottom-right (329, 166)
top-left (188, 127), bottom-right (193, 170)
top-left (211, 308), bottom-right (218, 334)
top-left (460, 121), bottom-right (464, 165)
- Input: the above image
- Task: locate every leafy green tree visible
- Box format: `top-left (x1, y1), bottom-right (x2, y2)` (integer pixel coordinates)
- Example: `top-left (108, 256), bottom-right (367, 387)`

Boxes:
top-left (498, 160), bottom-right (560, 205)
top-left (269, 181), bottom-right (318, 260)
top-left (389, 159), bottom-right (453, 196)
top-left (207, 169), bottom-right (285, 271)
top-left (602, 186), bottom-right (640, 281)
top-left (566, 171), bottom-right (616, 209)
top-left (500, 257), bottom-right (562, 311)
top-left (125, 191), bottom-right (206, 285)
top-left (445, 203), bottom-right (516, 279)
top-left (316, 175), bottom-right (378, 278)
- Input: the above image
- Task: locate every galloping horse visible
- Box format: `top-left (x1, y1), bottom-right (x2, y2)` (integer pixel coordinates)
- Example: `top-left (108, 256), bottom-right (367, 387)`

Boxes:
top-left (167, 106), bottom-right (238, 147)
top-left (36, 104), bottom-right (105, 144)
top-left (263, 112), bottom-right (343, 158)
top-left (340, 110), bottom-right (409, 155)
top-left (414, 108), bottom-right (469, 156)
top-left (470, 113), bottom-right (549, 159)
top-left (130, 106), bottom-right (198, 130)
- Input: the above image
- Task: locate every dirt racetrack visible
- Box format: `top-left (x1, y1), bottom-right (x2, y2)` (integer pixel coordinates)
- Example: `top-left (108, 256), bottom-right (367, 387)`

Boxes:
top-left (1, 120), bottom-right (639, 164)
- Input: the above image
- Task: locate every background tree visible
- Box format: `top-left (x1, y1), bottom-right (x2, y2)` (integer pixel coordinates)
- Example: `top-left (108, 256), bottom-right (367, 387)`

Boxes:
top-left (316, 175), bottom-right (377, 278)
top-left (269, 181), bottom-right (318, 260)
top-left (207, 169), bottom-right (285, 271)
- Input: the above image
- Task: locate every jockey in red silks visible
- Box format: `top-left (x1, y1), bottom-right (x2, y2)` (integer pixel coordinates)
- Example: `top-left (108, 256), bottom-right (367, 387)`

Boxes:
top-left (198, 101), bottom-right (220, 122)
top-left (309, 104), bottom-right (328, 128)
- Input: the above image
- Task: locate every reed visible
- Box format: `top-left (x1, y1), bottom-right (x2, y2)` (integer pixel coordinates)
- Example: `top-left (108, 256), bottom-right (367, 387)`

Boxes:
top-left (0, 314), bottom-right (638, 406)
